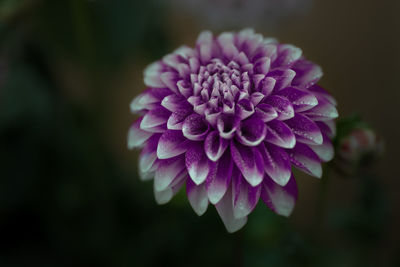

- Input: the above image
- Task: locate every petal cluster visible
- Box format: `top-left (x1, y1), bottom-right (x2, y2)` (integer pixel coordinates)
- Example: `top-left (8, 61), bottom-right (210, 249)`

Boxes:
top-left (129, 29), bottom-right (338, 232)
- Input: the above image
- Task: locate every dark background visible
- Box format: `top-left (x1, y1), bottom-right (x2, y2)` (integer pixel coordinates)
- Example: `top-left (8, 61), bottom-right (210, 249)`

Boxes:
top-left (0, 0), bottom-right (399, 266)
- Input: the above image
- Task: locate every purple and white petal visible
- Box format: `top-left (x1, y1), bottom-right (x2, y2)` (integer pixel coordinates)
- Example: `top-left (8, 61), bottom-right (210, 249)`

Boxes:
top-left (258, 143), bottom-right (292, 186)
top-left (272, 44), bottom-right (302, 68)
top-left (143, 61), bottom-right (165, 88)
top-left (154, 172), bottom-right (186, 205)
top-left (231, 141), bottom-right (264, 186)
top-left (157, 130), bottom-right (190, 159)
top-left (232, 171), bottom-right (261, 219)
top-left (182, 114), bottom-right (210, 141)
top-left (236, 98), bottom-right (255, 120)
top-left (206, 151), bottom-right (233, 204)
top-left (236, 117), bottom-right (267, 146)
top-left (217, 114), bottom-right (240, 139)
top-left (308, 84), bottom-right (337, 106)
top-left (265, 119), bottom-right (296, 148)
top-left (285, 113), bottom-right (323, 145)
top-left (204, 130), bottom-right (229, 162)
top-left (160, 72), bottom-right (180, 94)
top-left (140, 106), bottom-right (170, 130)
top-left (138, 135), bottom-right (160, 180)
top-left (185, 142), bottom-right (210, 185)
top-left (316, 120), bottom-right (337, 139)
top-left (128, 118), bottom-right (153, 149)
top-left (196, 31), bottom-right (214, 63)
top-left (309, 133), bottom-right (334, 162)
top-left (186, 179), bottom-right (209, 216)
top-left (277, 86), bottom-right (318, 112)
top-left (254, 103), bottom-right (278, 122)
top-left (263, 95), bottom-right (294, 120)
top-left (291, 60), bottom-right (323, 89)
top-left (287, 143), bottom-right (322, 178)
top-left (261, 174), bottom-right (298, 217)
top-left (167, 109), bottom-right (192, 130)
top-left (161, 94), bottom-right (191, 112)
top-left (267, 69), bottom-right (296, 91)
top-left (154, 156), bottom-right (186, 191)
top-left (215, 187), bottom-right (247, 233)
top-left (302, 98), bottom-right (338, 121)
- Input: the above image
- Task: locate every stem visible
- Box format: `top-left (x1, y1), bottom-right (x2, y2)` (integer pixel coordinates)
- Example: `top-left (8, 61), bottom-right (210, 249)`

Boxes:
top-left (315, 164), bottom-right (332, 232)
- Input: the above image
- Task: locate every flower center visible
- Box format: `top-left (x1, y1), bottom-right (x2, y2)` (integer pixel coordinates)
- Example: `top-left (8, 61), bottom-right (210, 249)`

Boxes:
top-left (192, 58), bottom-right (251, 117)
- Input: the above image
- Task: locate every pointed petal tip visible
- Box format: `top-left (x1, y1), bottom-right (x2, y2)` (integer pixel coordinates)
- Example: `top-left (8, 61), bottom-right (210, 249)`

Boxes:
top-left (225, 216), bottom-right (248, 233)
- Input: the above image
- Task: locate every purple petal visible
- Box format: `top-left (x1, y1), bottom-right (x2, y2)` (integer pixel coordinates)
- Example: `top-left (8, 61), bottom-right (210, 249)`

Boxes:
top-left (196, 31), bottom-right (214, 63)
top-left (236, 98), bottom-right (255, 120)
top-left (285, 113), bottom-right (323, 145)
top-left (185, 142), bottom-right (210, 185)
top-left (272, 44), bottom-right (302, 68)
top-left (174, 45), bottom-right (196, 60)
top-left (236, 117), bottom-right (267, 146)
top-left (218, 32), bottom-right (239, 59)
top-left (291, 60), bottom-right (323, 89)
top-left (261, 174), bottom-right (298, 217)
top-left (206, 151), bottom-right (233, 204)
top-left (162, 54), bottom-right (185, 70)
top-left (234, 51), bottom-right (250, 65)
top-left (128, 118), bottom-right (153, 149)
top-left (254, 103), bottom-right (278, 122)
top-left (232, 171), bottom-right (261, 219)
top-left (316, 120), bottom-right (336, 139)
top-left (154, 156), bottom-right (186, 191)
top-left (167, 109), bottom-right (192, 130)
top-left (143, 61), bottom-right (165, 88)
top-left (140, 106), bottom-right (170, 130)
top-left (258, 76), bottom-right (276, 96)
top-left (215, 187), bottom-right (247, 233)
top-left (130, 88), bottom-right (170, 114)
top-left (287, 143), bottom-right (322, 178)
top-left (302, 98), bottom-right (338, 121)
top-left (258, 143), bottom-right (292, 186)
top-left (267, 69), bottom-right (296, 91)
top-left (138, 135), bottom-right (160, 179)
top-left (182, 114), bottom-right (210, 141)
top-left (254, 57), bottom-right (271, 74)
top-left (204, 108), bottom-right (221, 127)
top-left (217, 114), bottom-right (240, 139)
top-left (204, 130), bottom-right (229, 162)
top-left (250, 92), bottom-right (265, 106)
top-left (154, 171), bottom-right (186, 204)
top-left (157, 130), bottom-right (190, 159)
top-left (263, 95), bottom-right (294, 120)
top-left (161, 94), bottom-right (191, 112)
top-left (160, 72), bottom-right (180, 94)
top-left (231, 141), bottom-right (264, 186)
top-left (265, 119), bottom-right (296, 148)
top-left (277, 86), bottom-right (318, 112)
top-left (177, 80), bottom-right (192, 98)
top-left (308, 84), bottom-right (337, 106)
top-left (186, 179), bottom-right (209, 216)
top-left (130, 92), bottom-right (157, 114)
top-left (309, 133), bottom-right (334, 162)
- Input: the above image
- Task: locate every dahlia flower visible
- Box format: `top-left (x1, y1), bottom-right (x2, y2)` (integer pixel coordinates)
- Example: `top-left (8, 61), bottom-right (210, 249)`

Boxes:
top-left (128, 29), bottom-right (338, 232)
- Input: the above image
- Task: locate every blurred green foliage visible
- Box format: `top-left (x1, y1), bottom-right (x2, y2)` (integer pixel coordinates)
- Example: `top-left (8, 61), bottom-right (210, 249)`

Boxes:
top-left (0, 0), bottom-right (393, 266)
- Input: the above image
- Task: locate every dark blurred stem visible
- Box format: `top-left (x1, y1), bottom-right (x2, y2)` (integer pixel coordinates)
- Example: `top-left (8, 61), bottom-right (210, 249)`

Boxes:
top-left (234, 230), bottom-right (244, 267)
top-left (315, 165), bottom-right (332, 232)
